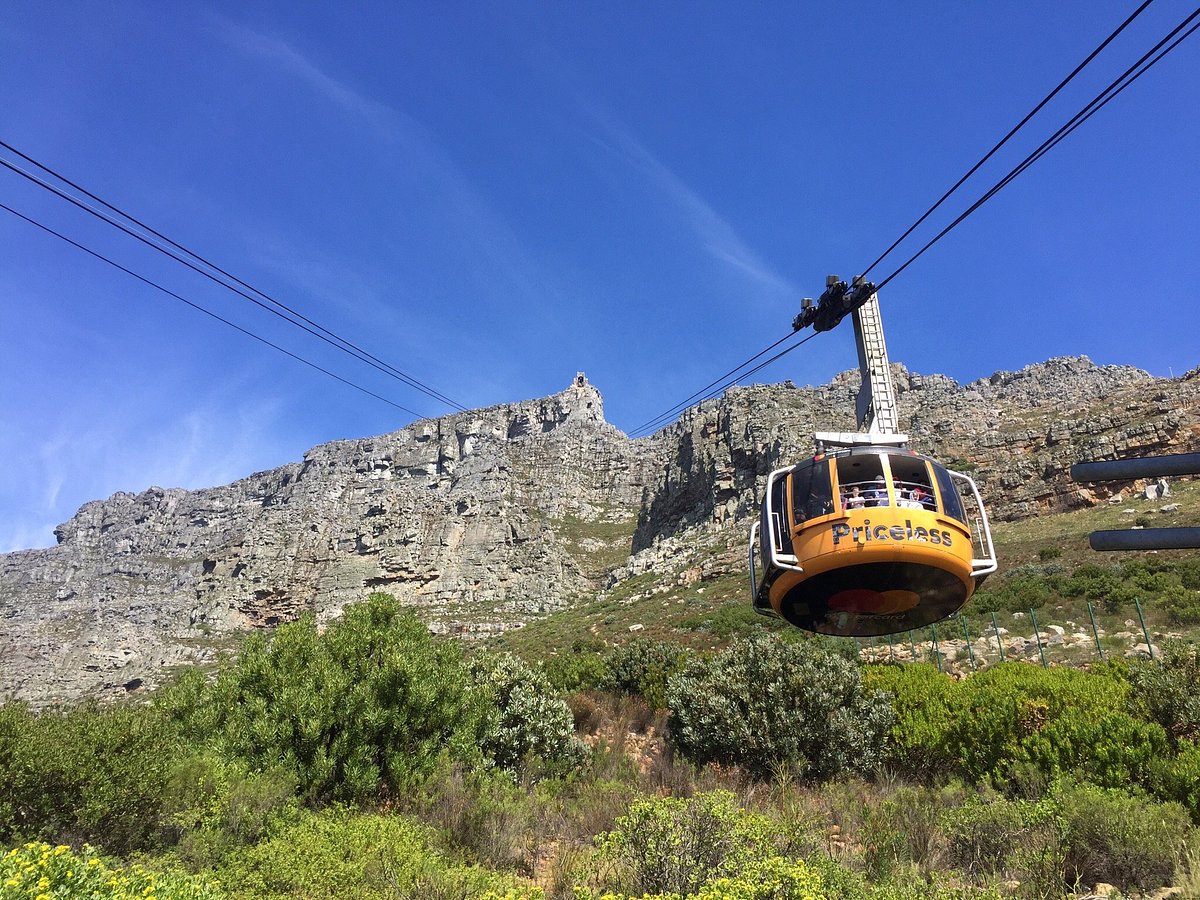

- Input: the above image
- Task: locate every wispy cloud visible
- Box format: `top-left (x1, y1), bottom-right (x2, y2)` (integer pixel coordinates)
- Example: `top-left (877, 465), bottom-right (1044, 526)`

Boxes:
top-left (596, 117), bottom-right (795, 295)
top-left (0, 394), bottom-right (289, 553)
top-left (211, 17), bottom-right (551, 312)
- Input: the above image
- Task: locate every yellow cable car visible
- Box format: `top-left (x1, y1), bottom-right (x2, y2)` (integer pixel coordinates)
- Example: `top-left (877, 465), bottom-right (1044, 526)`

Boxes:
top-left (749, 443), bottom-right (996, 637)
top-left (748, 275), bottom-right (997, 637)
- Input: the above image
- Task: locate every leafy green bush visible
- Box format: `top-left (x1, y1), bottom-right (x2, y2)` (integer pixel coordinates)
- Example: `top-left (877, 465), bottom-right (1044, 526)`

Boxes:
top-left (216, 809), bottom-right (524, 900)
top-left (1057, 779), bottom-right (1192, 893)
top-left (666, 635), bottom-right (893, 780)
top-left (1126, 640), bottom-right (1200, 747)
top-left (862, 664), bottom-right (956, 779)
top-left (538, 639), bottom-right (608, 693)
top-left (1148, 741), bottom-right (1200, 823)
top-left (592, 790), bottom-right (822, 898)
top-left (0, 701), bottom-right (180, 854)
top-left (470, 651), bottom-right (587, 776)
top-left (944, 663), bottom-right (1166, 789)
top-left (603, 639), bottom-right (690, 710)
top-left (1, 842), bottom-right (221, 900)
top-left (866, 663), bottom-right (1169, 790)
top-left (159, 593), bottom-right (488, 803)
top-left (162, 753), bottom-right (298, 869)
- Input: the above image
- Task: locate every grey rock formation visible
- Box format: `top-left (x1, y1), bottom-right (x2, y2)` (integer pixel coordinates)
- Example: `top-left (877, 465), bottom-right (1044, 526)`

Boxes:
top-left (2, 359), bottom-right (1197, 704)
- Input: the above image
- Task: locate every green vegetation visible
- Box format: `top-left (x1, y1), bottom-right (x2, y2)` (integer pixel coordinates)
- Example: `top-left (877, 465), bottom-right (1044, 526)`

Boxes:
top-left (7, 532), bottom-right (1200, 900)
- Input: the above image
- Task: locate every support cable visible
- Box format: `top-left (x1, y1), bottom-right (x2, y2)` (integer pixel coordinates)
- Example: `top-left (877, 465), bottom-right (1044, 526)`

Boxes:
top-left (0, 201), bottom-right (427, 418)
top-left (860, 0), bottom-right (1156, 279)
top-left (0, 145), bottom-right (467, 412)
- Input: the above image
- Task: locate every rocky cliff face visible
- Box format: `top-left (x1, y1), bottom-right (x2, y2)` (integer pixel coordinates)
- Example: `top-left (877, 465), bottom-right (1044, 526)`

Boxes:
top-left (2, 360), bottom-right (1197, 704)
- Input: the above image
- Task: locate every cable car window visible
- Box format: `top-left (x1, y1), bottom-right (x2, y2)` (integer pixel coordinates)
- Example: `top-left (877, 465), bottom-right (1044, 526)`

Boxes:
top-left (836, 455), bottom-right (886, 509)
top-left (932, 463), bottom-right (967, 523)
top-left (793, 460), bottom-right (833, 523)
top-left (890, 457), bottom-right (937, 511)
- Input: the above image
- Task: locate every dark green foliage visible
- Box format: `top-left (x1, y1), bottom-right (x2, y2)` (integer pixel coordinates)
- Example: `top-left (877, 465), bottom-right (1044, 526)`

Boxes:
top-left (1127, 640), bottom-right (1200, 747)
top-left (1057, 779), bottom-right (1191, 892)
top-left (160, 593), bottom-right (488, 803)
top-left (0, 701), bottom-right (179, 853)
top-left (1148, 740), bottom-right (1200, 822)
top-left (163, 753), bottom-right (299, 869)
top-left (867, 662), bottom-right (1169, 791)
top-left (970, 557), bottom-right (1200, 617)
top-left (538, 639), bottom-right (608, 693)
top-left (1038, 547), bottom-right (1062, 561)
top-left (666, 634), bottom-right (894, 780)
top-left (602, 638), bottom-right (690, 709)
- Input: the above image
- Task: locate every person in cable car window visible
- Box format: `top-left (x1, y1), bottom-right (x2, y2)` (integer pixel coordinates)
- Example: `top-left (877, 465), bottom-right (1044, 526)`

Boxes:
top-left (869, 476), bottom-right (888, 507)
top-left (846, 485), bottom-right (865, 509)
top-left (909, 485), bottom-right (929, 509)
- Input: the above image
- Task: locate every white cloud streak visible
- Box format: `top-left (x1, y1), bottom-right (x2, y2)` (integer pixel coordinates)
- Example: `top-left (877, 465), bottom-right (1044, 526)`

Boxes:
top-left (597, 119), bottom-right (795, 295)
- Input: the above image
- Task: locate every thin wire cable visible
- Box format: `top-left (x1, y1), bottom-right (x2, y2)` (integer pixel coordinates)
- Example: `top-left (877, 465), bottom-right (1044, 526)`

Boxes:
top-left (860, 0), bottom-right (1156, 279)
top-left (630, 331), bottom-right (819, 438)
top-left (635, 4), bottom-right (1195, 440)
top-left (0, 200), bottom-right (427, 418)
top-left (874, 4), bottom-right (1200, 291)
top-left (625, 330), bottom-right (797, 436)
top-left (0, 148), bottom-right (467, 412)
top-left (628, 2), bottom-right (1158, 439)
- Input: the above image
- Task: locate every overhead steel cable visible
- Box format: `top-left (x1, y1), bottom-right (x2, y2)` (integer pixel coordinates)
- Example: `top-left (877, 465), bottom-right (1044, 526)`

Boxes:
top-left (859, 0), bottom-right (1156, 280)
top-left (873, 4), bottom-right (1200, 292)
top-left (619, 5), bottom-right (1161, 441)
top-left (628, 331), bottom-right (819, 438)
top-left (0, 200), bottom-right (427, 419)
top-left (624, 329), bottom-right (797, 437)
top-left (0, 145), bottom-right (468, 412)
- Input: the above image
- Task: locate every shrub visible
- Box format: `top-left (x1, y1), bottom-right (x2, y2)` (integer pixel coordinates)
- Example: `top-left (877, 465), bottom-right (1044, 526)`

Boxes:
top-left (603, 639), bottom-right (690, 709)
top-left (941, 794), bottom-right (1065, 894)
top-left (1148, 741), bottom-right (1200, 823)
top-left (0, 842), bottom-right (221, 900)
top-left (0, 701), bottom-right (180, 854)
top-left (216, 809), bottom-right (524, 900)
top-left (160, 594), bottom-right (489, 803)
top-left (1127, 640), bottom-right (1200, 746)
top-left (1038, 547), bottom-right (1062, 561)
top-left (862, 664), bottom-right (955, 779)
top-left (1057, 779), bottom-right (1192, 893)
top-left (470, 651), bottom-right (588, 776)
top-left (539, 641), bottom-right (608, 693)
top-left (666, 634), bottom-right (894, 780)
top-left (162, 754), bottom-right (298, 869)
top-left (942, 663), bottom-right (1168, 789)
top-left (592, 790), bottom-right (818, 897)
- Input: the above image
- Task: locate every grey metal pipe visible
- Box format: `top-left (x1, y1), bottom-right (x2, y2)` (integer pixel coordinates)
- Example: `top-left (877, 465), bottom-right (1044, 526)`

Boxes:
top-left (1089, 527), bottom-right (1200, 551)
top-left (1071, 452), bottom-right (1200, 482)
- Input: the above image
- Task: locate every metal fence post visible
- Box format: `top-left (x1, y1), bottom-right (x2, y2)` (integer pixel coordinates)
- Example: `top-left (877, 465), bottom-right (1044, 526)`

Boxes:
top-left (992, 612), bottom-right (1006, 661)
top-left (1134, 597), bottom-right (1155, 662)
top-left (1087, 601), bottom-right (1105, 661)
top-left (960, 616), bottom-right (976, 671)
top-left (931, 624), bottom-right (943, 673)
top-left (1030, 608), bottom-right (1048, 668)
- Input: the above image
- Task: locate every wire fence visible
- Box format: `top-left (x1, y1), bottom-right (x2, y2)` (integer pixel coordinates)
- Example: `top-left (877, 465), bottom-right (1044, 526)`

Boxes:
top-left (856, 599), bottom-right (1162, 673)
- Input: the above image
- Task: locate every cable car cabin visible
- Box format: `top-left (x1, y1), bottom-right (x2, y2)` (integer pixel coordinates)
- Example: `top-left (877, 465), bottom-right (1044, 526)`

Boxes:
top-left (749, 446), bottom-right (997, 637)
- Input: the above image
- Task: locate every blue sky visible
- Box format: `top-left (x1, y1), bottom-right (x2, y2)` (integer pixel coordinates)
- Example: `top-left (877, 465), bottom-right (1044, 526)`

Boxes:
top-left (2, 1), bottom-right (1198, 552)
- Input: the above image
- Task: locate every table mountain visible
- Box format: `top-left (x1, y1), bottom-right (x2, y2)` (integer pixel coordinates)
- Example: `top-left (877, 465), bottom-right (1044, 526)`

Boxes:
top-left (2, 358), bottom-right (1197, 703)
